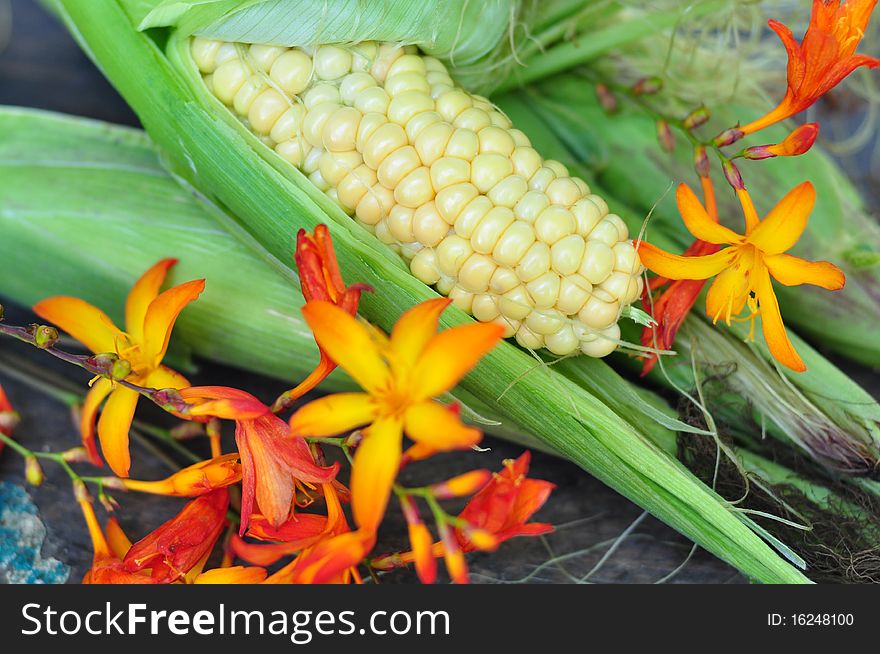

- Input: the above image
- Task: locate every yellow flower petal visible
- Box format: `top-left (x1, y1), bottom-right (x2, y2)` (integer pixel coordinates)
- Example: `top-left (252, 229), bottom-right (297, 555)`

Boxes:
top-left (301, 300), bottom-right (391, 394)
top-left (410, 322), bottom-right (504, 401)
top-left (755, 264), bottom-right (806, 372)
top-left (676, 184), bottom-right (743, 245)
top-left (104, 517), bottom-right (132, 559)
top-left (638, 243), bottom-right (735, 280)
top-left (97, 386), bottom-right (140, 478)
top-left (705, 267), bottom-right (750, 324)
top-left (351, 417), bottom-right (402, 532)
top-left (125, 259), bottom-right (177, 344)
top-left (404, 400), bottom-right (481, 451)
top-left (143, 364), bottom-right (190, 390)
top-left (389, 298), bottom-right (451, 368)
top-left (140, 279), bottom-right (205, 368)
top-left (289, 392), bottom-right (375, 437)
top-left (81, 377), bottom-right (113, 466)
top-left (746, 181), bottom-right (815, 254)
top-left (764, 253), bottom-right (846, 290)
top-left (33, 296), bottom-right (122, 354)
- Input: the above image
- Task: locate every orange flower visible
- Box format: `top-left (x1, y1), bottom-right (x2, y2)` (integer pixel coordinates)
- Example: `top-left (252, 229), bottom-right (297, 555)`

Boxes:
top-left (740, 0), bottom-right (880, 135)
top-left (231, 482), bottom-right (349, 566)
top-left (34, 259), bottom-right (204, 476)
top-left (744, 123), bottom-right (820, 160)
top-left (79, 492), bottom-right (156, 584)
top-left (399, 495), bottom-right (437, 584)
top-left (178, 386), bottom-right (339, 533)
top-left (119, 453), bottom-right (241, 496)
top-left (273, 226), bottom-right (371, 410)
top-left (290, 298), bottom-right (503, 532)
top-left (456, 452), bottom-right (554, 549)
top-left (263, 530), bottom-right (373, 584)
top-left (638, 182), bottom-right (846, 371)
top-left (123, 489), bottom-right (229, 582)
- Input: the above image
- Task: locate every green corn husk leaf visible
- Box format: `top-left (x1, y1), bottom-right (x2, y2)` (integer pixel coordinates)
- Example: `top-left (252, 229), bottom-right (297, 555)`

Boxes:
top-left (513, 74), bottom-right (880, 366)
top-left (33, 0), bottom-right (813, 583)
top-left (496, 90), bottom-right (880, 476)
top-left (11, 110), bottom-right (880, 583)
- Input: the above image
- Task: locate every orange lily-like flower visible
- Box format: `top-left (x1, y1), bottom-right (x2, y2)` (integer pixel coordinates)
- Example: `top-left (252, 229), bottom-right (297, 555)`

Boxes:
top-left (263, 529), bottom-right (373, 584)
top-left (231, 482), bottom-right (350, 566)
top-left (79, 493), bottom-right (156, 584)
top-left (118, 453), bottom-right (241, 496)
top-left (456, 452), bottom-right (554, 549)
top-left (34, 259), bottom-right (204, 476)
top-left (289, 298), bottom-right (504, 532)
top-left (178, 386), bottom-right (339, 533)
top-left (740, 0), bottom-right (880, 135)
top-left (638, 182), bottom-right (846, 372)
top-left (274, 226), bottom-right (371, 410)
top-left (123, 489), bottom-right (229, 582)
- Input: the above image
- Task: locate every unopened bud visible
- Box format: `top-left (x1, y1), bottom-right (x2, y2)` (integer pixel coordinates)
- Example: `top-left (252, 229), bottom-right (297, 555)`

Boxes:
top-left (693, 145), bottom-right (711, 178)
top-left (683, 106), bottom-right (711, 130)
top-left (656, 119), bottom-right (675, 153)
top-left (0, 410), bottom-right (20, 435)
top-left (430, 469), bottom-right (491, 500)
top-left (345, 430), bottom-right (363, 448)
top-left (632, 77), bottom-right (662, 96)
top-left (110, 358), bottom-right (131, 381)
top-left (89, 352), bottom-right (120, 375)
top-left (370, 553), bottom-right (404, 571)
top-left (743, 122), bottom-right (819, 160)
top-left (61, 446), bottom-right (91, 463)
top-left (461, 526), bottom-right (499, 552)
top-left (24, 455), bottom-right (44, 486)
top-left (722, 160), bottom-right (745, 190)
top-left (595, 83), bottom-right (618, 113)
top-left (153, 388), bottom-right (185, 412)
top-left (98, 476), bottom-right (127, 491)
top-left (32, 325), bottom-right (59, 349)
top-left (713, 126), bottom-right (744, 147)
top-left (72, 478), bottom-right (90, 503)
top-left (99, 492), bottom-right (119, 513)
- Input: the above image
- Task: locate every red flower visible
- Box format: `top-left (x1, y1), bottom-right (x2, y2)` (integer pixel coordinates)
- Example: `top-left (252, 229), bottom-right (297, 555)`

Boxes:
top-left (123, 489), bottom-right (229, 582)
top-left (741, 0), bottom-right (880, 135)
top-left (179, 386), bottom-right (339, 533)
top-left (456, 452), bottom-right (554, 549)
top-left (0, 384), bottom-right (19, 456)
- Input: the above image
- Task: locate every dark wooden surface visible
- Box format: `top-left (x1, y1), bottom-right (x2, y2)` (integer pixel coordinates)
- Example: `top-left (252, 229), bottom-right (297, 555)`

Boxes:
top-left (0, 0), bottom-right (831, 584)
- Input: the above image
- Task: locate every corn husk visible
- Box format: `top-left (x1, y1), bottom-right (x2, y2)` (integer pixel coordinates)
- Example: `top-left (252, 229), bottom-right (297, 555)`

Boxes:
top-left (24, 0), bottom-right (812, 581)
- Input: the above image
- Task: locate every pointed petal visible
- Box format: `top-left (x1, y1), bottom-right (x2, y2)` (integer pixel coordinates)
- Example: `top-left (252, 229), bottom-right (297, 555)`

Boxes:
top-left (756, 266), bottom-right (806, 372)
top-left (301, 300), bottom-right (391, 394)
top-left (764, 253), bottom-right (846, 289)
top-left (97, 386), bottom-right (139, 477)
top-left (404, 401), bottom-right (481, 451)
top-left (289, 393), bottom-right (375, 437)
top-left (81, 378), bottom-right (113, 467)
top-left (351, 418), bottom-right (402, 532)
top-left (676, 184), bottom-right (742, 244)
top-left (125, 259), bottom-right (177, 342)
top-left (104, 517), bottom-right (133, 559)
top-left (140, 279), bottom-right (205, 368)
top-left (638, 243), bottom-right (734, 280)
top-left (746, 182), bottom-right (815, 254)
top-left (236, 425), bottom-right (257, 536)
top-left (143, 364), bottom-right (190, 390)
top-left (705, 267), bottom-right (750, 324)
top-left (408, 522), bottom-right (438, 584)
top-left (389, 298), bottom-right (451, 367)
top-left (33, 296), bottom-right (122, 354)
top-left (410, 323), bottom-right (504, 401)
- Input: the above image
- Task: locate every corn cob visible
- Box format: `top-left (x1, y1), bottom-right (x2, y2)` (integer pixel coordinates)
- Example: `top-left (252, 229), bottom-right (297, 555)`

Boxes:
top-left (189, 37), bottom-right (643, 358)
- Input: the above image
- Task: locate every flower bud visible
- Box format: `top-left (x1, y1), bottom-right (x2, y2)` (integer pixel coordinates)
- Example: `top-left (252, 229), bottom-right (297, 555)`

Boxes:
top-left (656, 119), bottom-right (675, 153)
top-left (683, 106), bottom-right (711, 130)
top-left (693, 145), bottom-right (711, 178)
top-left (722, 160), bottom-right (745, 190)
top-left (32, 325), bottom-right (59, 349)
top-left (99, 492), bottom-right (119, 513)
top-left (24, 455), bottom-right (44, 487)
top-left (595, 83), bottom-right (618, 113)
top-left (713, 126), bottom-right (744, 147)
top-left (61, 446), bottom-right (92, 463)
top-left (632, 77), bottom-right (662, 96)
top-left (72, 478), bottom-right (90, 503)
top-left (743, 122), bottom-right (819, 160)
top-left (460, 526), bottom-right (499, 552)
top-left (430, 469), bottom-right (491, 499)
top-left (0, 410), bottom-right (20, 435)
top-left (110, 358), bottom-right (132, 381)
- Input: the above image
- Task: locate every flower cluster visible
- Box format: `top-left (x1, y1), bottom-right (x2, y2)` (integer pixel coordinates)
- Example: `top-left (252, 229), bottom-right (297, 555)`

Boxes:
top-left (633, 0), bottom-right (875, 372)
top-left (1, 224), bottom-right (553, 584)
